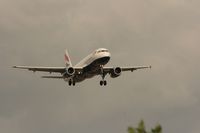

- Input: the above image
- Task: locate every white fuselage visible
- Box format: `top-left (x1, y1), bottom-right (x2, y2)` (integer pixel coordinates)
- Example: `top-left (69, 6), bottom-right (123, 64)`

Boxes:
top-left (75, 48), bottom-right (111, 67)
top-left (66, 48), bottom-right (111, 82)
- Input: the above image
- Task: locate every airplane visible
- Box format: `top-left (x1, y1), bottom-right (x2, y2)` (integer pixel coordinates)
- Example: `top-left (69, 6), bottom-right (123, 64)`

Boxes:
top-left (13, 48), bottom-right (151, 86)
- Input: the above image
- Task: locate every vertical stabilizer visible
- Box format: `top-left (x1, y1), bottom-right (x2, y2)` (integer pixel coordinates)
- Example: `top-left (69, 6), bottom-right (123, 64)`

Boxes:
top-left (64, 49), bottom-right (72, 67)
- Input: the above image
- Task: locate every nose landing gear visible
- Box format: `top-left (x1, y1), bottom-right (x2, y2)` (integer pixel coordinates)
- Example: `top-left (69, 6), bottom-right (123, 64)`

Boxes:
top-left (99, 65), bottom-right (107, 86)
top-left (100, 80), bottom-right (107, 86)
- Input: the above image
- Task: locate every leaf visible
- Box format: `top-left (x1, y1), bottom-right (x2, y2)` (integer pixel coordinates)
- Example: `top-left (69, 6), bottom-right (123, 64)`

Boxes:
top-left (151, 125), bottom-right (162, 133)
top-left (128, 127), bottom-right (136, 133)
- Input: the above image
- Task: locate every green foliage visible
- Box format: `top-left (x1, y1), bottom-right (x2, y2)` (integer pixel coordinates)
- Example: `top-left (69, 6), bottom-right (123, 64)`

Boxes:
top-left (151, 125), bottom-right (162, 133)
top-left (128, 127), bottom-right (136, 133)
top-left (128, 120), bottom-right (162, 133)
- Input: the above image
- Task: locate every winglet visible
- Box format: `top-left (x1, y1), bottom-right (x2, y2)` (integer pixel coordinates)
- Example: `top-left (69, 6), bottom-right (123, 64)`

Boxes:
top-left (64, 49), bottom-right (72, 67)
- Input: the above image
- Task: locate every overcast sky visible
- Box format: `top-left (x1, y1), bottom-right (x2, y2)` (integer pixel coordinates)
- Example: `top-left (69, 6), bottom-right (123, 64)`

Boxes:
top-left (1, 0), bottom-right (200, 133)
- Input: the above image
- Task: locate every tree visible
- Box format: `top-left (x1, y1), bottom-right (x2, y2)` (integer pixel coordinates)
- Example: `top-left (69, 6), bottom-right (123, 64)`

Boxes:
top-left (128, 120), bottom-right (162, 133)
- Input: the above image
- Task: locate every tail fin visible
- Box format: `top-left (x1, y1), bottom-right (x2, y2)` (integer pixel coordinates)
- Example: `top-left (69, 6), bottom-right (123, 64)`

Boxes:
top-left (64, 49), bottom-right (72, 67)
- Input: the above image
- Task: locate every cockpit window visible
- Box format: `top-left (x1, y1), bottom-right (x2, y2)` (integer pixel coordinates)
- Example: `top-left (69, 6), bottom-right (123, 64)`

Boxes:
top-left (97, 50), bottom-right (108, 53)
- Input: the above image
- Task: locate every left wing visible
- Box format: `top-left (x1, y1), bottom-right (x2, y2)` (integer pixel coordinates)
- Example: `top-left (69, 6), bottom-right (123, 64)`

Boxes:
top-left (103, 66), bottom-right (151, 73)
top-left (121, 66), bottom-right (151, 72)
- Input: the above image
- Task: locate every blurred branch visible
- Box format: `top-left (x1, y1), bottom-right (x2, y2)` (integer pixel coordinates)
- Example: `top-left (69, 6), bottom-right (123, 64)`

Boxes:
top-left (128, 120), bottom-right (162, 133)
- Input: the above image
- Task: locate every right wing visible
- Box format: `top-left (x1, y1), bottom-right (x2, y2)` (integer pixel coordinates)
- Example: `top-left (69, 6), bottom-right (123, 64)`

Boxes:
top-left (41, 76), bottom-right (64, 79)
top-left (13, 66), bottom-right (66, 73)
top-left (13, 66), bottom-right (83, 73)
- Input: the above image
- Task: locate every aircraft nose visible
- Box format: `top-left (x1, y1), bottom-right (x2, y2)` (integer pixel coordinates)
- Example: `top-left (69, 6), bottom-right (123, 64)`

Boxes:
top-left (102, 52), bottom-right (111, 58)
top-left (107, 52), bottom-right (111, 57)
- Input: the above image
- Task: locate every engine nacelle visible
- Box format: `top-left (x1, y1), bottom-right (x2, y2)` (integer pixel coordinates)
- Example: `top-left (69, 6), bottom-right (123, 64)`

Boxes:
top-left (63, 67), bottom-right (75, 77)
top-left (110, 67), bottom-right (122, 78)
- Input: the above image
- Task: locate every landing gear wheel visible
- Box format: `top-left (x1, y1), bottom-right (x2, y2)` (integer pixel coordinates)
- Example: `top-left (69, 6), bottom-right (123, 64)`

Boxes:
top-left (68, 80), bottom-right (72, 86)
top-left (104, 80), bottom-right (107, 86)
top-left (100, 80), bottom-right (107, 86)
top-left (100, 80), bottom-right (104, 86)
top-left (72, 81), bottom-right (76, 86)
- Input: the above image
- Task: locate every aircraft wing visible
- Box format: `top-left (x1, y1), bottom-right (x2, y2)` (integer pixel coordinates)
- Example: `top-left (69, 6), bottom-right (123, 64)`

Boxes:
top-left (120, 66), bottom-right (151, 72)
top-left (103, 66), bottom-right (151, 73)
top-left (13, 66), bottom-right (83, 73)
top-left (41, 76), bottom-right (64, 79)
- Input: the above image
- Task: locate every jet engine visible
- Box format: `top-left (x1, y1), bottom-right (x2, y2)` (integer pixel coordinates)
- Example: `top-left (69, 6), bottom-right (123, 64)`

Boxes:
top-left (110, 67), bottom-right (122, 78)
top-left (63, 67), bottom-right (75, 77)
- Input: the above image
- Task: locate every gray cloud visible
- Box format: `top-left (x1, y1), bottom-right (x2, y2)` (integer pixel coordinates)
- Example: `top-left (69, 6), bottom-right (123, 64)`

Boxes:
top-left (1, 0), bottom-right (200, 133)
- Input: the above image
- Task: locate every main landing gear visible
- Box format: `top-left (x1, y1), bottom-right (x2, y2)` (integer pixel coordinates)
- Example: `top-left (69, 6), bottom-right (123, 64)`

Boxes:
top-left (68, 79), bottom-right (76, 86)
